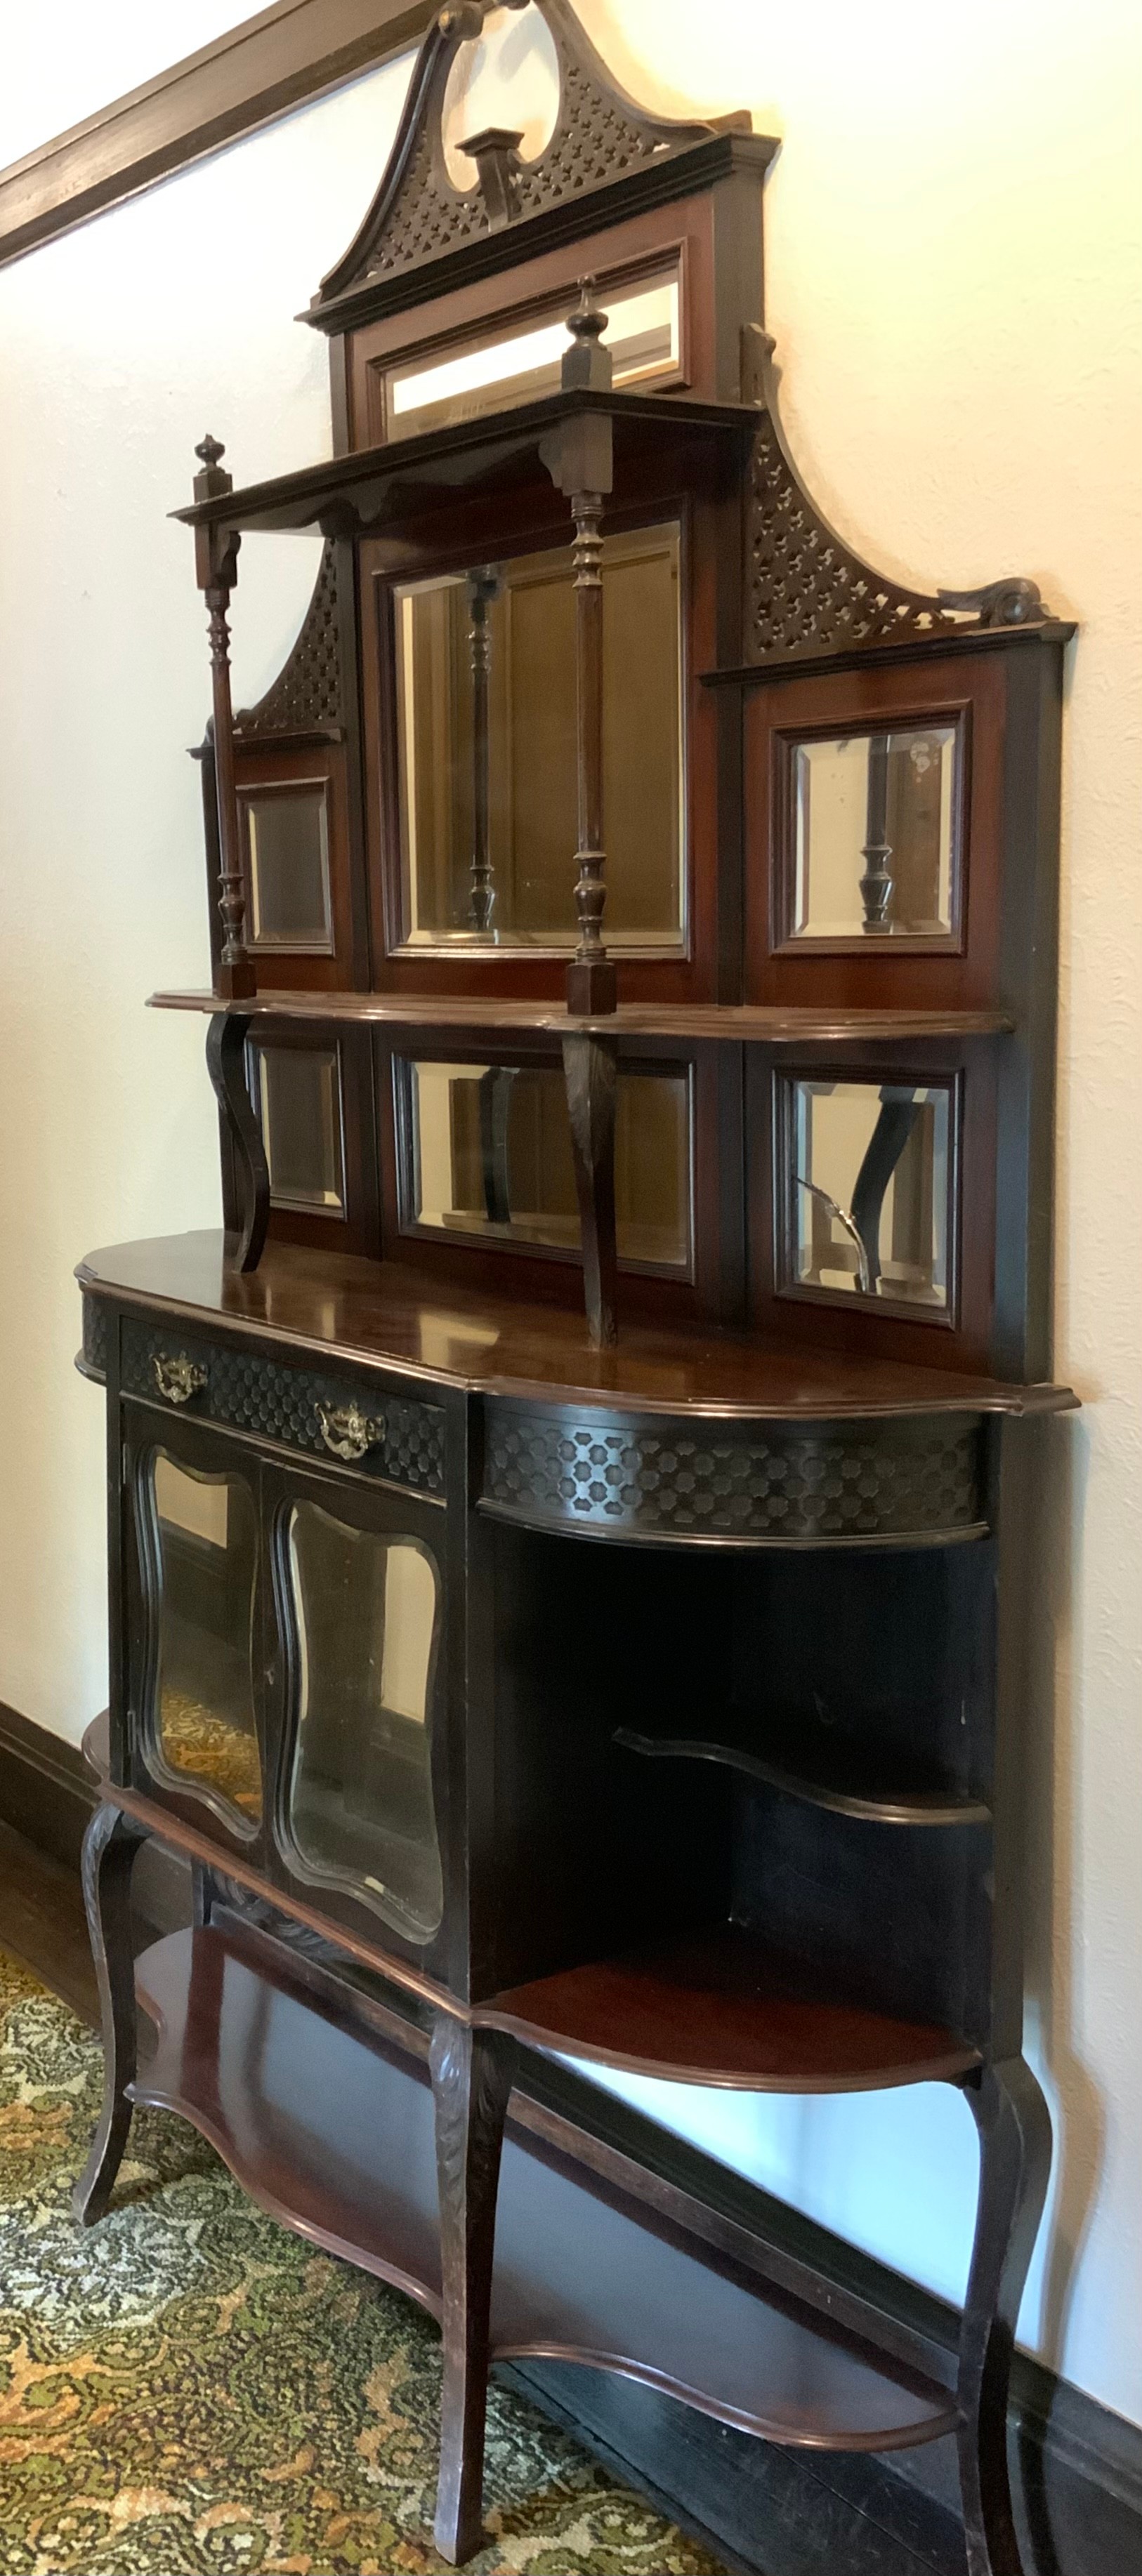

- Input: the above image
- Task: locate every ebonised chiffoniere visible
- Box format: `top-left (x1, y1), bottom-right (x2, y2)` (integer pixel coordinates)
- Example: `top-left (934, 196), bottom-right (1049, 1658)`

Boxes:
top-left (75, 6), bottom-right (1075, 2566)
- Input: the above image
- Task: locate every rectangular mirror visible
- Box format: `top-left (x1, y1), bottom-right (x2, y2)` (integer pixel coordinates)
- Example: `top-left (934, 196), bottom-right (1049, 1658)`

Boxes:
top-left (393, 521), bottom-right (683, 951)
top-left (239, 782), bottom-right (332, 952)
top-left (385, 264), bottom-right (679, 437)
top-left (787, 722), bottom-right (960, 942)
top-left (402, 1059), bottom-right (692, 1271)
top-left (251, 1043), bottom-right (346, 1213)
top-left (785, 1078), bottom-right (952, 1311)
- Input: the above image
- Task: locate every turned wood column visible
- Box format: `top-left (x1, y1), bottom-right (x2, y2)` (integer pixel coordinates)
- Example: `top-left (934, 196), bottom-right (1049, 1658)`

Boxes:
top-left (193, 435), bottom-right (255, 1002)
top-left (466, 567), bottom-right (500, 934)
top-left (542, 282), bottom-right (617, 1016)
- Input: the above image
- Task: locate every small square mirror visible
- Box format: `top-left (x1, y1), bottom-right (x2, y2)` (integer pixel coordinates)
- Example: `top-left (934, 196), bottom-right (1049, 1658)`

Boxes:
top-left (402, 1060), bottom-right (691, 1271)
top-left (240, 783), bottom-right (332, 952)
top-left (788, 722), bottom-right (960, 942)
top-left (252, 1044), bottom-right (346, 1213)
top-left (786, 1078), bottom-right (952, 1312)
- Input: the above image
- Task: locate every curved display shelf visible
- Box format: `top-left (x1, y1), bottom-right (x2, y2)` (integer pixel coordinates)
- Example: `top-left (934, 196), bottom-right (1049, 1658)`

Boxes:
top-left (134, 1928), bottom-right (959, 2453)
top-left (614, 1726), bottom-right (992, 1828)
top-left (485, 1927), bottom-right (981, 2092)
top-left (150, 989), bottom-right (1013, 1043)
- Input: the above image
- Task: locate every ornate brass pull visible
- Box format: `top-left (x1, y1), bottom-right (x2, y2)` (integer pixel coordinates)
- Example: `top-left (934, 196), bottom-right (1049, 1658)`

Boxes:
top-left (314, 1399), bottom-right (383, 1462)
top-left (152, 1352), bottom-right (207, 1406)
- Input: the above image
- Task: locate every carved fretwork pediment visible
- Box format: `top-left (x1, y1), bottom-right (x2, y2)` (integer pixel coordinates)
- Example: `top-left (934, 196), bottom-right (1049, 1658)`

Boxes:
top-left (233, 542), bottom-right (343, 740)
top-left (311, 0), bottom-right (725, 323)
top-left (744, 333), bottom-right (1048, 663)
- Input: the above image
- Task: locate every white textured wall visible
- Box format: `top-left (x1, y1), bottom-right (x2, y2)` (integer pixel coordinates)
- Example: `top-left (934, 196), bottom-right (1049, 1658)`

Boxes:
top-left (1, 0), bottom-right (1140, 2428)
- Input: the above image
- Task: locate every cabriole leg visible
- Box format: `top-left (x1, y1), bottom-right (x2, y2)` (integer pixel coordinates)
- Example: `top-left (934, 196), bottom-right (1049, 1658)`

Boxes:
top-left (957, 2056), bottom-right (1052, 2575)
top-left (206, 1010), bottom-right (270, 1274)
top-left (430, 2014), bottom-right (513, 2565)
top-left (73, 1802), bottom-right (147, 2226)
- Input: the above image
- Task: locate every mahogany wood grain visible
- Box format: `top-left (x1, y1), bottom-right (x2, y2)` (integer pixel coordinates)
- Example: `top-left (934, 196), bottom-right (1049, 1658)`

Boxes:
top-left (133, 1927), bottom-right (959, 2453)
top-left (484, 1928), bottom-right (981, 2092)
top-left (150, 989), bottom-right (1013, 1041)
top-left (77, 1235), bottom-right (1075, 1418)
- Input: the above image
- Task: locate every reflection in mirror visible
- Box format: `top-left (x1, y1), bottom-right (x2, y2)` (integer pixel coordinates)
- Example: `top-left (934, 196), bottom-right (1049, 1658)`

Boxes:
top-left (789, 1080), bottom-right (951, 1309)
top-left (147, 1451), bottom-right (261, 1825)
top-left (252, 1045), bottom-right (346, 1213)
top-left (395, 522), bottom-right (683, 949)
top-left (791, 724), bottom-right (958, 939)
top-left (284, 1504), bottom-right (442, 1941)
top-left (386, 267), bottom-right (679, 435)
top-left (240, 784), bottom-right (332, 951)
top-left (405, 1060), bottom-right (691, 1270)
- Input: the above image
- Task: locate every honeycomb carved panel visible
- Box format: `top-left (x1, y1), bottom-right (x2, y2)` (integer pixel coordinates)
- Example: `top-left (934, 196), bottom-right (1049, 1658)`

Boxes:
top-left (233, 543), bottom-right (343, 740)
top-left (483, 1406), bottom-right (984, 1545)
top-left (121, 1321), bottom-right (445, 1499)
top-left (78, 1293), bottom-right (109, 1384)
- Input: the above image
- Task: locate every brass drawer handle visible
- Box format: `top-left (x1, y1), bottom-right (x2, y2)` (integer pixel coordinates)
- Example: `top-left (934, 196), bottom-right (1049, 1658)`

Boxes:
top-left (152, 1352), bottom-right (207, 1406)
top-left (314, 1399), bottom-right (384, 1462)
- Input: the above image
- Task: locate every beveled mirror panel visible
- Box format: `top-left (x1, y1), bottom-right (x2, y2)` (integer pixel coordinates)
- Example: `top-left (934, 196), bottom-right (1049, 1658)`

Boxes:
top-left (240, 783), bottom-right (332, 952)
top-left (785, 1078), bottom-right (952, 1312)
top-left (394, 522), bottom-right (683, 950)
top-left (403, 1059), bottom-right (692, 1270)
top-left (145, 1451), bottom-right (261, 1828)
top-left (252, 1044), bottom-right (346, 1213)
top-left (789, 723), bottom-right (959, 942)
top-left (386, 265), bottom-right (680, 437)
top-left (282, 1502), bottom-right (443, 1943)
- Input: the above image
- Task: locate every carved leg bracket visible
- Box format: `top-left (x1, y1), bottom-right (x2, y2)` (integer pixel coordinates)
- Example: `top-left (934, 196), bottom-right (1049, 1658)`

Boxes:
top-left (73, 1802), bottom-right (148, 2226)
top-left (430, 2014), bottom-right (514, 2566)
top-left (563, 1031), bottom-right (618, 1349)
top-left (206, 1010), bottom-right (270, 1274)
top-left (957, 2056), bottom-right (1052, 2576)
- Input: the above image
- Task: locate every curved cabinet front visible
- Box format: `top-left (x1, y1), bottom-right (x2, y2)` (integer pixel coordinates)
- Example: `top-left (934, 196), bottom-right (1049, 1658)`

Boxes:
top-left (480, 1401), bottom-right (987, 1547)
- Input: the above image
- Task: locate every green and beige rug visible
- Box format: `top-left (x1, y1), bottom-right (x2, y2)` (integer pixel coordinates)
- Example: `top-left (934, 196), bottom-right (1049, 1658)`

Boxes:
top-left (0, 1948), bottom-right (727, 2576)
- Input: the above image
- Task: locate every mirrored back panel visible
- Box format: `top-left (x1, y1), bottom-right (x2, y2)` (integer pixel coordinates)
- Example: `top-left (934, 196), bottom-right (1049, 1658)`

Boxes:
top-left (249, 1041), bottom-right (347, 1216)
top-left (392, 520), bottom-right (683, 953)
top-left (384, 262), bottom-right (681, 438)
top-left (399, 1057), bottom-right (693, 1273)
top-left (779, 1076), bottom-right (955, 1318)
top-left (788, 722), bottom-right (961, 942)
top-left (239, 781), bottom-right (333, 953)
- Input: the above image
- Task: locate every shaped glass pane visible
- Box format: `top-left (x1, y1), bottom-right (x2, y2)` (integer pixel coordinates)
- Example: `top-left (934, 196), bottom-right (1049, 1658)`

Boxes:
top-left (395, 523), bottom-right (682, 950)
top-left (242, 785), bottom-right (332, 950)
top-left (789, 1080), bottom-right (952, 1309)
top-left (405, 1061), bottom-right (691, 1270)
top-left (254, 1045), bottom-right (345, 1212)
top-left (791, 725), bottom-right (959, 939)
top-left (284, 1503), bottom-right (442, 1943)
top-left (147, 1451), bottom-right (261, 1825)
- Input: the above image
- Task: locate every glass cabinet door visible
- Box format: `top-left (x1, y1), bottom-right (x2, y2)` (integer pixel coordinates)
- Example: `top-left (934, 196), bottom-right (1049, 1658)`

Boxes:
top-left (276, 1495), bottom-right (444, 1946)
top-left (135, 1442), bottom-right (262, 1837)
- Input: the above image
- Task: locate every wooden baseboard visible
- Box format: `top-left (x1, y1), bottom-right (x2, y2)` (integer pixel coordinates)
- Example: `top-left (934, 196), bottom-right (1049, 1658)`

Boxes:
top-left (2, 1702), bottom-right (1138, 2576)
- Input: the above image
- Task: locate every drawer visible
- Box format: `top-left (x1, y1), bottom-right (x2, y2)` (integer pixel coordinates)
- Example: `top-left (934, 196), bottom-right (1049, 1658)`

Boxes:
top-left (119, 1316), bottom-right (445, 1500)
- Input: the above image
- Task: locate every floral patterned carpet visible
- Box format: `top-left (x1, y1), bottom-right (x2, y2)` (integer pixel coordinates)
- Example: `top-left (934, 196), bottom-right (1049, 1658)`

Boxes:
top-left (0, 1948), bottom-right (727, 2576)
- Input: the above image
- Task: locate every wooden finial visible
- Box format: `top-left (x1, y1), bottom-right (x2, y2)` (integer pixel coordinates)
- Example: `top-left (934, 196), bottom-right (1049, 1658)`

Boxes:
top-left (193, 434), bottom-right (232, 503)
top-left (562, 279), bottom-right (612, 392)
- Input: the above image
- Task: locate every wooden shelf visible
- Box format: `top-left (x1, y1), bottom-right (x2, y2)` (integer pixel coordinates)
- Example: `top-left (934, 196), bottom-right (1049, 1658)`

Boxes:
top-left (173, 388), bottom-right (754, 540)
top-left (614, 1726), bottom-right (992, 1828)
top-left (484, 1926), bottom-right (982, 2090)
top-left (78, 1231), bottom-right (1076, 1419)
top-left (150, 988), bottom-right (1013, 1044)
top-left (133, 1925), bottom-right (958, 2451)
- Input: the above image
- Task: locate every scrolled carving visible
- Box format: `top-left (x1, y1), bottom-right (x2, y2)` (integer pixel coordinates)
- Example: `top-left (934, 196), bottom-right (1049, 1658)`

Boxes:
top-left (233, 541), bottom-right (343, 741)
top-left (745, 333), bottom-right (1051, 666)
top-left (313, 0), bottom-right (717, 314)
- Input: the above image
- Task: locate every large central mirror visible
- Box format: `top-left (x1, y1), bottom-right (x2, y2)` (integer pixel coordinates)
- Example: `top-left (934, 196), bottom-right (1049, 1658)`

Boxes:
top-left (393, 520), bottom-right (683, 950)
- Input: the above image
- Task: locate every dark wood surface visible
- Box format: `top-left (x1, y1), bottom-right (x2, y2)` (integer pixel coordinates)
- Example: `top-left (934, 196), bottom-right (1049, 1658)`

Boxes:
top-left (484, 1929), bottom-right (981, 2092)
top-left (78, 1234), bottom-right (1075, 1416)
top-left (0, 0), bottom-right (436, 272)
top-left (133, 1924), bottom-right (957, 2451)
top-left (150, 990), bottom-right (1013, 1041)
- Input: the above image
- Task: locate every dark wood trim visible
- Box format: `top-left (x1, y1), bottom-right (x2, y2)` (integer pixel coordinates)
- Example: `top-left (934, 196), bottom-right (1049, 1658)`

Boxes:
top-left (0, 0), bottom-right (436, 272)
top-left (0, 1700), bottom-right (93, 1869)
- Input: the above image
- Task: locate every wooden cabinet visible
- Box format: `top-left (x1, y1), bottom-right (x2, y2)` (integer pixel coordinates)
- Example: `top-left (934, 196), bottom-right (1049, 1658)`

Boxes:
top-left (74, 8), bottom-right (1072, 2570)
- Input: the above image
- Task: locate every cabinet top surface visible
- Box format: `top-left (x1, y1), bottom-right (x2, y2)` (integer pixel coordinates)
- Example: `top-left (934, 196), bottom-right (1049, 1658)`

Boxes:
top-left (78, 1232), bottom-right (1075, 1421)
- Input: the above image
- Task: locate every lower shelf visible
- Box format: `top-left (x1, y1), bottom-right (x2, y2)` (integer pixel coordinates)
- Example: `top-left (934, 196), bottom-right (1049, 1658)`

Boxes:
top-left (133, 1926), bottom-right (957, 2453)
top-left (484, 1925), bottom-right (982, 2091)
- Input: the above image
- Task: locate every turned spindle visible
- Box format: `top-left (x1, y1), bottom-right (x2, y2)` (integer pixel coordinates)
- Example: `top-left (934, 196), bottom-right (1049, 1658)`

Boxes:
top-left (193, 435), bottom-right (254, 1001)
top-left (561, 282), bottom-right (617, 1017)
